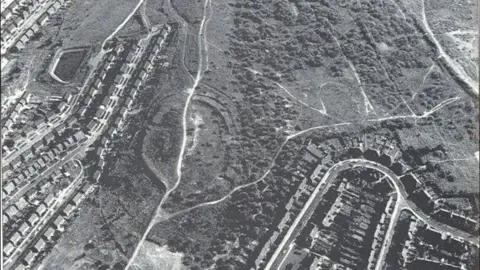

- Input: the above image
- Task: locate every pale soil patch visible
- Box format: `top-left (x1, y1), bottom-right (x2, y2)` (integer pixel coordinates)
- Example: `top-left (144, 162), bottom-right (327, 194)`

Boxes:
top-left (130, 241), bottom-right (185, 270)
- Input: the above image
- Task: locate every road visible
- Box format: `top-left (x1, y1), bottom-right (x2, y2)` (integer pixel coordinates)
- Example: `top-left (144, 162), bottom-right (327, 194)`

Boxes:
top-left (3, 141), bottom-right (90, 209)
top-left (264, 158), bottom-right (478, 270)
top-left (3, 161), bottom-right (85, 269)
top-left (1, 0), bottom-right (56, 55)
top-left (420, 0), bottom-right (478, 95)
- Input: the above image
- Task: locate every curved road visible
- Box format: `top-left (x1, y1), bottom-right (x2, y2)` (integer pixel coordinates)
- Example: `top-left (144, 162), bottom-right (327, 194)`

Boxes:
top-left (264, 158), bottom-right (478, 270)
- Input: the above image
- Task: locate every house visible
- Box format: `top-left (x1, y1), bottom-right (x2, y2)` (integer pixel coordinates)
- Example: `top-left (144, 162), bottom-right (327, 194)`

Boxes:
top-left (76, 105), bottom-right (87, 117)
top-left (31, 140), bottom-right (44, 153)
top-left (96, 147), bottom-right (104, 157)
top-left (3, 182), bottom-right (16, 195)
top-left (114, 116), bottom-right (123, 127)
top-left (43, 194), bottom-right (55, 207)
top-left (37, 12), bottom-right (49, 26)
top-left (52, 1), bottom-right (61, 10)
top-left (25, 189), bottom-right (38, 203)
top-left (119, 107), bottom-right (128, 118)
top-left (4, 118), bottom-right (13, 128)
top-left (46, 6), bottom-right (56, 16)
top-left (22, 250), bottom-right (36, 266)
top-left (33, 118), bottom-right (45, 128)
top-left (83, 96), bottom-right (92, 107)
top-left (18, 222), bottom-right (30, 236)
top-left (4, 23), bottom-right (16, 34)
top-left (125, 97), bottom-right (133, 108)
top-left (114, 74), bottom-right (124, 86)
top-left (62, 204), bottom-right (75, 216)
top-left (87, 119), bottom-right (99, 131)
top-left (72, 130), bottom-right (86, 142)
top-left (72, 193), bottom-right (83, 206)
top-left (100, 96), bottom-right (110, 107)
top-left (36, 204), bottom-right (47, 216)
top-left (3, 242), bottom-right (15, 257)
top-left (143, 61), bottom-right (151, 72)
top-left (126, 51), bottom-right (135, 62)
top-left (2, 7), bottom-right (14, 21)
top-left (55, 123), bottom-right (67, 134)
top-left (33, 238), bottom-right (46, 252)
top-left (88, 87), bottom-right (99, 97)
top-left (25, 28), bottom-right (35, 38)
top-left (93, 77), bottom-right (103, 90)
top-left (99, 69), bottom-right (107, 80)
top-left (9, 156), bottom-right (22, 170)
top-left (53, 216), bottom-right (65, 228)
top-left (4, 205), bottom-right (19, 218)
top-left (27, 213), bottom-right (40, 226)
top-left (148, 54), bottom-right (156, 63)
top-left (42, 132), bottom-right (55, 145)
top-left (120, 64), bottom-right (130, 74)
top-left (94, 108), bottom-right (107, 120)
top-left (20, 9), bottom-right (29, 20)
top-left (12, 16), bottom-right (23, 27)
top-left (133, 78), bottom-right (142, 89)
top-left (106, 127), bottom-right (116, 138)
top-left (43, 227), bottom-right (56, 240)
top-left (30, 23), bottom-right (39, 33)
top-left (10, 232), bottom-right (22, 246)
top-left (138, 70), bottom-right (147, 80)
top-left (20, 34), bottom-right (29, 44)
top-left (57, 101), bottom-right (68, 112)
top-left (37, 159), bottom-right (46, 167)
top-left (65, 116), bottom-right (77, 127)
top-left (128, 88), bottom-right (137, 98)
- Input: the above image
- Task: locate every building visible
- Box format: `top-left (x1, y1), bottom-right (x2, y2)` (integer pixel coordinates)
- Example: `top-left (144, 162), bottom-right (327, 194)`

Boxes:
top-left (33, 238), bottom-right (46, 252)
top-left (12, 16), bottom-right (23, 27)
top-left (4, 205), bottom-right (19, 218)
top-left (43, 227), bottom-right (56, 240)
top-left (27, 213), bottom-right (40, 226)
top-left (9, 156), bottom-right (22, 170)
top-left (3, 182), bottom-right (16, 195)
top-left (37, 12), bottom-right (49, 25)
top-left (53, 216), bottom-right (65, 229)
top-left (10, 231), bottom-right (22, 246)
top-left (18, 222), bottom-right (30, 236)
top-left (62, 204), bottom-right (75, 217)
top-left (72, 193), bottom-right (83, 206)
top-left (22, 250), bottom-right (36, 266)
top-left (72, 130), bottom-right (86, 142)
top-left (36, 204), bottom-right (47, 216)
top-left (43, 133), bottom-right (55, 145)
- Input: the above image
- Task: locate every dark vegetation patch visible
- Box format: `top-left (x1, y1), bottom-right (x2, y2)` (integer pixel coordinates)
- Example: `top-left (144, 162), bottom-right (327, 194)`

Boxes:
top-left (53, 49), bottom-right (88, 82)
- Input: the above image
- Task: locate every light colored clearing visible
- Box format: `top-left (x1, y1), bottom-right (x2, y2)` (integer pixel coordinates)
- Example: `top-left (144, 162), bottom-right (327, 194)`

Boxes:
top-left (290, 3), bottom-right (299, 17)
top-left (130, 241), bottom-right (184, 270)
top-left (187, 112), bottom-right (204, 155)
top-left (420, 0), bottom-right (478, 95)
top-left (273, 82), bottom-right (327, 115)
top-left (475, 151), bottom-right (479, 162)
top-left (377, 42), bottom-right (394, 52)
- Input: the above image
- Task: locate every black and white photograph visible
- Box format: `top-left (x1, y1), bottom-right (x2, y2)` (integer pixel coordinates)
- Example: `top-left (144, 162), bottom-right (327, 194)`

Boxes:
top-left (1, 0), bottom-right (479, 269)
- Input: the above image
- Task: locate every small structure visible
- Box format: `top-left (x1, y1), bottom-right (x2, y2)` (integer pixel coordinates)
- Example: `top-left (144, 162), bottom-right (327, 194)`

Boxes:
top-left (43, 227), bottom-right (56, 240)
top-left (22, 250), bottom-right (36, 266)
top-left (53, 216), bottom-right (65, 229)
top-left (33, 238), bottom-right (46, 252)
top-left (27, 213), bottom-right (40, 226)
top-left (18, 222), bottom-right (30, 236)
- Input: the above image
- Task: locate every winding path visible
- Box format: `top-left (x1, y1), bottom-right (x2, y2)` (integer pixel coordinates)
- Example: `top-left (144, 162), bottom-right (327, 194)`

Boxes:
top-left (124, 1), bottom-right (212, 268)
